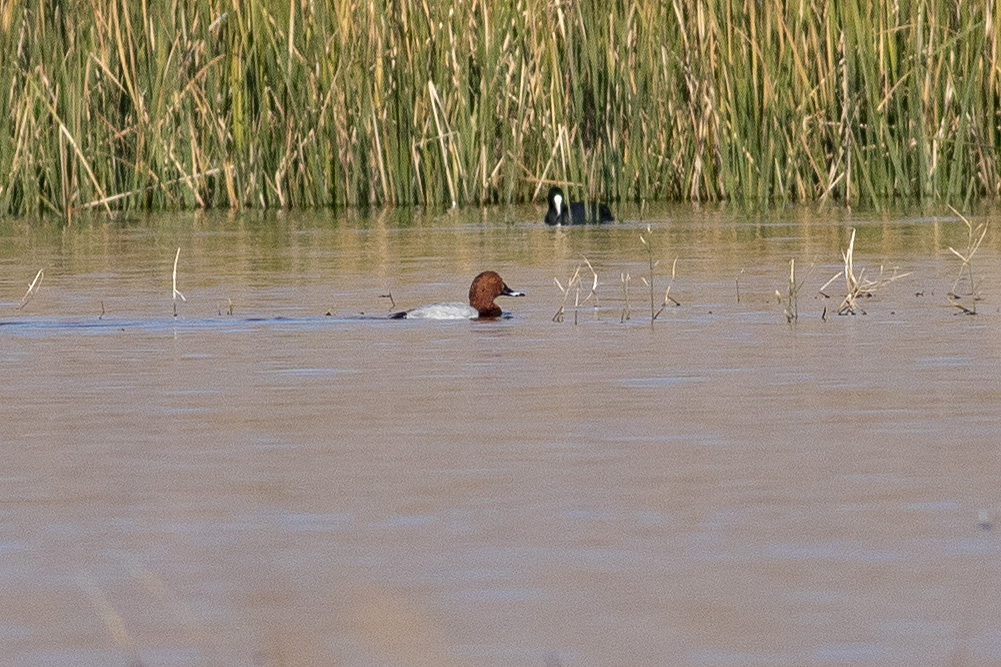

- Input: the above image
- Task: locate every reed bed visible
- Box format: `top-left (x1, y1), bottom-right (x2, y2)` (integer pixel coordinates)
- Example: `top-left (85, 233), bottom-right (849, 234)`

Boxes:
top-left (2, 0), bottom-right (1000, 217)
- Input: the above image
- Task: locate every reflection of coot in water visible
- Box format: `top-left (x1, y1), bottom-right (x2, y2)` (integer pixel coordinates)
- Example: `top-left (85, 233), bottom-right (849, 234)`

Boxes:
top-left (544, 186), bottom-right (614, 226)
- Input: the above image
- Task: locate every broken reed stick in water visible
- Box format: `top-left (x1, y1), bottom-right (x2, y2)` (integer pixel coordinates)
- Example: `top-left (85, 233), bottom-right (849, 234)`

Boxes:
top-left (775, 259), bottom-right (815, 323)
top-left (639, 225), bottom-right (658, 326)
top-left (656, 258), bottom-right (680, 317)
top-left (553, 266), bottom-right (581, 323)
top-left (639, 225), bottom-right (679, 328)
top-left (819, 228), bottom-right (909, 315)
top-left (946, 206), bottom-right (987, 313)
top-left (216, 298), bottom-right (235, 317)
top-left (16, 269), bottom-right (44, 310)
top-left (172, 247), bottom-right (186, 317)
top-left (581, 257), bottom-right (599, 310)
top-left (639, 257), bottom-right (679, 324)
top-left (553, 257), bottom-right (599, 324)
top-left (776, 259), bottom-right (799, 322)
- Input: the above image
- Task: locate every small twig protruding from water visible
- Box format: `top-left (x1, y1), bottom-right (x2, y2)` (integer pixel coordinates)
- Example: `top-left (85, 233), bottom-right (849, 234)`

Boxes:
top-left (820, 228), bottom-right (908, 315)
top-left (946, 207), bottom-right (987, 311)
top-left (379, 292), bottom-right (396, 310)
top-left (646, 257), bottom-right (680, 321)
top-left (216, 298), bottom-right (235, 317)
top-left (639, 226), bottom-right (657, 326)
top-left (553, 266), bottom-right (581, 323)
top-left (775, 258), bottom-right (815, 323)
top-left (638, 225), bottom-right (678, 328)
top-left (171, 247), bottom-right (186, 317)
top-left (99, 301), bottom-right (106, 320)
top-left (581, 256), bottom-right (599, 310)
top-left (16, 269), bottom-right (44, 311)
top-left (620, 272), bottom-right (631, 323)
top-left (553, 257), bottom-right (599, 324)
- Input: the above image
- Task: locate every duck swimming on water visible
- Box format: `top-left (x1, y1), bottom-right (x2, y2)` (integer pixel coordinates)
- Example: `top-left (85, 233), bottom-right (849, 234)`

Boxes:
top-left (390, 271), bottom-right (525, 320)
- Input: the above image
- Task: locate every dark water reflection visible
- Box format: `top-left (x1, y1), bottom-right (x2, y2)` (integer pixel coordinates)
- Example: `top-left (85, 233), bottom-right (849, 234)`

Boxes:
top-left (3, 204), bottom-right (1001, 666)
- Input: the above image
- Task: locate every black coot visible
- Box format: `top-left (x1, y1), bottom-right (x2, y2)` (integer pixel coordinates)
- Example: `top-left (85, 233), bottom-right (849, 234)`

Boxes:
top-left (545, 186), bottom-right (614, 225)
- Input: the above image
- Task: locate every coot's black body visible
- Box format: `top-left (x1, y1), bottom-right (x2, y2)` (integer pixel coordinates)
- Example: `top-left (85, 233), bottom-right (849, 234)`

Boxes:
top-left (545, 186), bottom-right (614, 226)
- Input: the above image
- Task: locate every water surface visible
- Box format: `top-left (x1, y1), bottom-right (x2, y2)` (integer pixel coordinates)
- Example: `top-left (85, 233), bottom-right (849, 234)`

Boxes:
top-left (3, 205), bottom-right (1001, 666)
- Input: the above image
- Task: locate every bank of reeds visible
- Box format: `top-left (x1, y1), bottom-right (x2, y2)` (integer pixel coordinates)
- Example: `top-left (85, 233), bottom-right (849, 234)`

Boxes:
top-left (1, 0), bottom-right (999, 217)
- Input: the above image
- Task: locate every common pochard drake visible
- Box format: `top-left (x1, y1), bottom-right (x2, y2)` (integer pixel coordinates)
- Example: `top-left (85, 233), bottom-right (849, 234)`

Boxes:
top-left (390, 271), bottom-right (524, 320)
top-left (545, 186), bottom-right (614, 225)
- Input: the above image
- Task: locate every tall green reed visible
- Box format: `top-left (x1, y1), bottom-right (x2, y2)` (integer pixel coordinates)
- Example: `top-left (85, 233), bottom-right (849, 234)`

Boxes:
top-left (1, 0), bottom-right (999, 217)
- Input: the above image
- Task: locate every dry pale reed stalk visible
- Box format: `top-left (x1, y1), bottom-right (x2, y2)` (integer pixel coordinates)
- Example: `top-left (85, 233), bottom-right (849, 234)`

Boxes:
top-left (172, 248), bottom-right (186, 317)
top-left (947, 207), bottom-right (987, 314)
top-left (553, 257), bottom-right (599, 324)
top-left (819, 228), bottom-right (909, 315)
top-left (16, 269), bottom-right (44, 311)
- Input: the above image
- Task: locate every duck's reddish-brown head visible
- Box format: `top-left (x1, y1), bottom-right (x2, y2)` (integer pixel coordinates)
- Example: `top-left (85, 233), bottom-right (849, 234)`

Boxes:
top-left (468, 271), bottom-right (524, 318)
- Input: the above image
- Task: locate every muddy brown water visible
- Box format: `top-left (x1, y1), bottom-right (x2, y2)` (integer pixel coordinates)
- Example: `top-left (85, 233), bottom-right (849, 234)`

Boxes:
top-left (3, 205), bottom-right (1001, 666)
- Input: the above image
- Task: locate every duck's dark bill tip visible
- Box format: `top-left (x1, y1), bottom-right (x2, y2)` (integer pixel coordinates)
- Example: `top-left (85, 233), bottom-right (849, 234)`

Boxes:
top-left (501, 285), bottom-right (525, 297)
